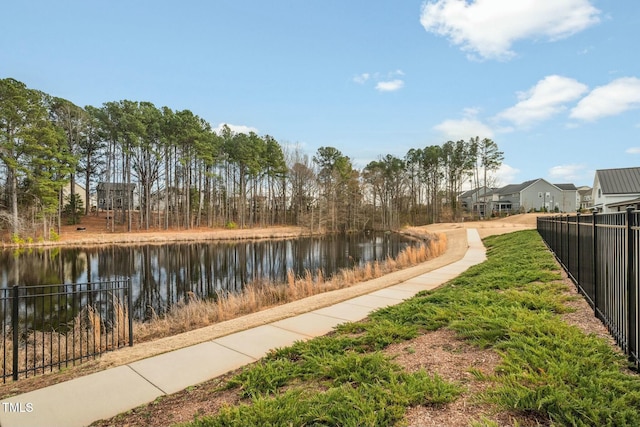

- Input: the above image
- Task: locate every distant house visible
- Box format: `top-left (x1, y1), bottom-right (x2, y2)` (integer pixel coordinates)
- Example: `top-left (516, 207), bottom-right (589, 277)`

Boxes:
top-left (150, 186), bottom-right (185, 212)
top-left (61, 182), bottom-right (87, 209)
top-left (459, 186), bottom-right (493, 216)
top-left (555, 183), bottom-right (580, 213)
top-left (96, 182), bottom-right (136, 210)
top-left (592, 167), bottom-right (640, 213)
top-left (491, 179), bottom-right (578, 214)
top-left (459, 179), bottom-right (577, 216)
top-left (577, 186), bottom-right (593, 211)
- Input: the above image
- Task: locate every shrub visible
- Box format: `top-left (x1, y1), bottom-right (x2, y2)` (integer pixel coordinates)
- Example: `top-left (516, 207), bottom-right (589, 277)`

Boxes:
top-left (49, 229), bottom-right (60, 241)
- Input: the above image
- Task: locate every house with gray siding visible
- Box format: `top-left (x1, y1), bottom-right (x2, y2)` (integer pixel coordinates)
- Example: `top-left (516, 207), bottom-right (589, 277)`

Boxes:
top-left (459, 179), bottom-right (578, 215)
top-left (96, 182), bottom-right (136, 210)
top-left (592, 167), bottom-right (640, 213)
top-left (459, 186), bottom-right (493, 216)
top-left (492, 179), bottom-right (578, 213)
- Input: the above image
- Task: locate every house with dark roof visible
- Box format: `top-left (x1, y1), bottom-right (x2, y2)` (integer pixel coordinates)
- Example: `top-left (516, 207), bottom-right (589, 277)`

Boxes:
top-left (459, 179), bottom-right (579, 215)
top-left (492, 178), bottom-right (578, 213)
top-left (592, 167), bottom-right (640, 213)
top-left (459, 186), bottom-right (493, 216)
top-left (96, 182), bottom-right (136, 210)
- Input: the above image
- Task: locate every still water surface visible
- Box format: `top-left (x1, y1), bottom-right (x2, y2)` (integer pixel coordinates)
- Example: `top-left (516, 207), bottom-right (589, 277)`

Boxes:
top-left (1, 232), bottom-right (416, 321)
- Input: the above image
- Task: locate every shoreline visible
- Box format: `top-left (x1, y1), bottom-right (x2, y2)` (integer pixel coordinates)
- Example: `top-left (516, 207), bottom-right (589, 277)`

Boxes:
top-left (1, 212), bottom-right (542, 249)
top-left (1, 226), bottom-right (310, 248)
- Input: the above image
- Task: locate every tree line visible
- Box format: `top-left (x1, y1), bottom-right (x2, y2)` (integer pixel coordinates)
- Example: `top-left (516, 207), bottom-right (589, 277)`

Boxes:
top-left (0, 77), bottom-right (503, 239)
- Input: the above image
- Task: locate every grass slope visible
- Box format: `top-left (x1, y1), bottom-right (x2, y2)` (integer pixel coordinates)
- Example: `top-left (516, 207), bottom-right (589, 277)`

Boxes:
top-left (179, 230), bottom-right (640, 427)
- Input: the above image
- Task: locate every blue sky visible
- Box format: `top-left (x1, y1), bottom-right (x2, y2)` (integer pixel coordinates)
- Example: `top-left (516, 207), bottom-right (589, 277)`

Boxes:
top-left (2, 0), bottom-right (639, 188)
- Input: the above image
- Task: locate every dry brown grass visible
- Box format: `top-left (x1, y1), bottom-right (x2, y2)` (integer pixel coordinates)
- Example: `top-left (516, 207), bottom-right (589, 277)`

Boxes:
top-left (1, 231), bottom-right (445, 385)
top-left (134, 233), bottom-right (446, 343)
top-left (2, 297), bottom-right (130, 382)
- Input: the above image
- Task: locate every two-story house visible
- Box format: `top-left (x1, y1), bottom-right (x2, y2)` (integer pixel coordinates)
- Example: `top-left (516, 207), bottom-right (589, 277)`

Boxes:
top-left (577, 186), bottom-right (593, 211)
top-left (459, 179), bottom-right (579, 215)
top-left (493, 179), bottom-right (577, 213)
top-left (459, 186), bottom-right (493, 216)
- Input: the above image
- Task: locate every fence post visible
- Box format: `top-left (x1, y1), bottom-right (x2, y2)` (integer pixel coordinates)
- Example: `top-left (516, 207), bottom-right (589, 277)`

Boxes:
top-left (12, 286), bottom-right (19, 382)
top-left (556, 215), bottom-right (561, 262)
top-left (128, 278), bottom-right (133, 347)
top-left (593, 210), bottom-right (599, 319)
top-left (565, 215), bottom-right (570, 271)
top-left (576, 212), bottom-right (580, 285)
top-left (627, 206), bottom-right (636, 358)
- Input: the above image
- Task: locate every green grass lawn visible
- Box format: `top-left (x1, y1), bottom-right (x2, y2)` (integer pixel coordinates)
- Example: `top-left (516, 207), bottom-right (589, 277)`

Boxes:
top-left (180, 230), bottom-right (640, 427)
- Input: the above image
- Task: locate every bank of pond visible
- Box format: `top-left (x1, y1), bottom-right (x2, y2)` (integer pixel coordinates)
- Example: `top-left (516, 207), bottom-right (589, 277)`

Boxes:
top-left (1, 232), bottom-right (419, 322)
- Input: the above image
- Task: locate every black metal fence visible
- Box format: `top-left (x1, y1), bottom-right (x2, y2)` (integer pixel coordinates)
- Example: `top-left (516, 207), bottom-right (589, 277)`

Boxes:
top-left (537, 209), bottom-right (639, 368)
top-left (0, 280), bottom-right (133, 382)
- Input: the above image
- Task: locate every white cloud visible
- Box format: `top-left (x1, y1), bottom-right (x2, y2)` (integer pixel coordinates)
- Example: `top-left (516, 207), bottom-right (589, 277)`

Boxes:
top-left (570, 77), bottom-right (640, 121)
top-left (213, 123), bottom-right (259, 135)
top-left (420, 0), bottom-right (600, 60)
top-left (496, 75), bottom-right (588, 127)
top-left (495, 163), bottom-right (519, 186)
top-left (626, 147), bottom-right (640, 155)
top-left (434, 118), bottom-right (494, 140)
top-left (375, 80), bottom-right (405, 92)
top-left (353, 73), bottom-right (370, 84)
top-left (354, 70), bottom-right (405, 92)
top-left (548, 164), bottom-right (587, 181)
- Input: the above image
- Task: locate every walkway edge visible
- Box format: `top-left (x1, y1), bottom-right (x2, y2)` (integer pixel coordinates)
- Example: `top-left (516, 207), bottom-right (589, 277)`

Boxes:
top-left (0, 229), bottom-right (484, 427)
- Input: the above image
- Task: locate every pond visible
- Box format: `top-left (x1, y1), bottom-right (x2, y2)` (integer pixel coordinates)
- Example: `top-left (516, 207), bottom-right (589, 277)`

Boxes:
top-left (1, 232), bottom-right (418, 321)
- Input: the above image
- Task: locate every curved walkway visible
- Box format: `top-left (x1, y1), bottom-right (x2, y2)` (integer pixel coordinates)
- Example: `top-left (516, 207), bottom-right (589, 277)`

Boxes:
top-left (0, 229), bottom-right (486, 427)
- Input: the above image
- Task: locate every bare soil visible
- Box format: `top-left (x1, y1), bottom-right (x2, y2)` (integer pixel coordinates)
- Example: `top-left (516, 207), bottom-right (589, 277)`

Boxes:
top-left (7, 213), bottom-right (607, 427)
top-left (47, 215), bottom-right (308, 246)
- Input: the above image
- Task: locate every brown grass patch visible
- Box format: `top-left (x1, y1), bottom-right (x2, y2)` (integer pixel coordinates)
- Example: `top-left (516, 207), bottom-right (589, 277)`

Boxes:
top-left (2, 298), bottom-right (130, 382)
top-left (134, 233), bottom-right (446, 343)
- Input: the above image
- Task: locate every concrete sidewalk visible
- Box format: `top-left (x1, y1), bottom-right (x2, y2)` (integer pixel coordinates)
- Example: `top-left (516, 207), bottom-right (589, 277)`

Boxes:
top-left (0, 229), bottom-right (486, 427)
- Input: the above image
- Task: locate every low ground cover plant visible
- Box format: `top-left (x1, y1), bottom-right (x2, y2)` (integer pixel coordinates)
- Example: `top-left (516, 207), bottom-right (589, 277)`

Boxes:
top-left (105, 230), bottom-right (640, 426)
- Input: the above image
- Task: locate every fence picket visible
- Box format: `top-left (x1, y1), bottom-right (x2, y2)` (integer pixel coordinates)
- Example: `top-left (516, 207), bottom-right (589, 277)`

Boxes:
top-left (538, 212), bottom-right (640, 369)
top-left (1, 280), bottom-right (132, 382)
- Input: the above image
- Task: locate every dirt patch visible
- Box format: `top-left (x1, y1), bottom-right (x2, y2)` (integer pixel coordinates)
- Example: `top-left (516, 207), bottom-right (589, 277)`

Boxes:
top-left (97, 375), bottom-right (242, 427)
top-left (3, 214), bottom-right (307, 248)
top-left (418, 212), bottom-right (548, 239)
top-left (385, 329), bottom-right (504, 427)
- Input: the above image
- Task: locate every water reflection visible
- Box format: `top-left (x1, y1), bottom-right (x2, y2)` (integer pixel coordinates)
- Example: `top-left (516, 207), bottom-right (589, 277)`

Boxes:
top-left (0, 232), bottom-right (416, 321)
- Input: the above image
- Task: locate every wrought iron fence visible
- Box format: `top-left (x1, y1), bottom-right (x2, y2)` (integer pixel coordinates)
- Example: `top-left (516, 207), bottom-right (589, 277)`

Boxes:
top-left (537, 209), bottom-right (639, 368)
top-left (0, 280), bottom-right (133, 382)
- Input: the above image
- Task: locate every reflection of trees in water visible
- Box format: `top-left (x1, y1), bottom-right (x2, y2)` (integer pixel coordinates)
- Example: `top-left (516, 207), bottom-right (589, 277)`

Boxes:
top-left (5, 281), bottom-right (129, 333)
top-left (0, 248), bottom-right (88, 287)
top-left (135, 246), bottom-right (163, 321)
top-left (0, 233), bottom-right (415, 322)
